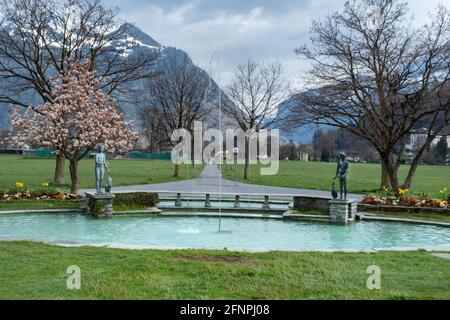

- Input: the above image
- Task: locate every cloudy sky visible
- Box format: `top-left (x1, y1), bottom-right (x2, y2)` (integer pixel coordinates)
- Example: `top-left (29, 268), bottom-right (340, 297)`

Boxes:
top-left (104, 0), bottom-right (447, 88)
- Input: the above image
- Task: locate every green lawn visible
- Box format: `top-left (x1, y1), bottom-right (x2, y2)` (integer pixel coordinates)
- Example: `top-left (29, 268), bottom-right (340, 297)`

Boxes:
top-left (0, 200), bottom-right (151, 212)
top-left (222, 162), bottom-right (450, 197)
top-left (0, 242), bottom-right (448, 300)
top-left (1, 156), bottom-right (448, 197)
top-left (0, 155), bottom-right (203, 190)
top-left (0, 199), bottom-right (82, 211)
top-left (364, 211), bottom-right (450, 224)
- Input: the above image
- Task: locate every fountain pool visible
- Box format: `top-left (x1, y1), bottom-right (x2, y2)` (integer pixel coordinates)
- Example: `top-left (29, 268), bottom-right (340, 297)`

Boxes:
top-left (0, 212), bottom-right (449, 251)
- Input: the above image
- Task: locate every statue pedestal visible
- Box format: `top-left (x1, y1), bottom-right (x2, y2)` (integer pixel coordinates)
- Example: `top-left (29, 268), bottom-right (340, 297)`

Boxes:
top-left (329, 199), bottom-right (357, 224)
top-left (85, 192), bottom-right (115, 218)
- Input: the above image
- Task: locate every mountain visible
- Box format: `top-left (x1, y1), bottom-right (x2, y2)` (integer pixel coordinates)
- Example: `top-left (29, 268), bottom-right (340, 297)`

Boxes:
top-left (0, 24), bottom-right (224, 139)
top-left (277, 94), bottom-right (330, 144)
top-left (0, 23), bottom-right (309, 147)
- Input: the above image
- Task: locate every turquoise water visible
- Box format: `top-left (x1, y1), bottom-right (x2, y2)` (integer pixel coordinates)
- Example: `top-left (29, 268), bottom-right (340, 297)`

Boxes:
top-left (0, 212), bottom-right (449, 251)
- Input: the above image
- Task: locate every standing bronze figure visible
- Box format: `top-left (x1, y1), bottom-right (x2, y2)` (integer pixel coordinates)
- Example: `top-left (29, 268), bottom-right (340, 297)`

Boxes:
top-left (95, 144), bottom-right (110, 194)
top-left (335, 153), bottom-right (349, 200)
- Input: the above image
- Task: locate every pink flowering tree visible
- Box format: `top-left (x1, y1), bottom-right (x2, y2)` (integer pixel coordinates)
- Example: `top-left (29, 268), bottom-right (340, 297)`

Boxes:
top-left (12, 59), bottom-right (138, 193)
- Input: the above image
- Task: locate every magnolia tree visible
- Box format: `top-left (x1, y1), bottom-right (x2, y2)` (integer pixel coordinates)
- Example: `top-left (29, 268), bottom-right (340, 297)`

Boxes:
top-left (12, 59), bottom-right (138, 193)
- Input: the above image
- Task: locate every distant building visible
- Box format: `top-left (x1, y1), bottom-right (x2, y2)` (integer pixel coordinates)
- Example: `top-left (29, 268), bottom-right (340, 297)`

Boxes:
top-left (346, 152), bottom-right (360, 163)
top-left (298, 151), bottom-right (309, 162)
top-left (405, 128), bottom-right (450, 163)
top-left (406, 128), bottom-right (450, 150)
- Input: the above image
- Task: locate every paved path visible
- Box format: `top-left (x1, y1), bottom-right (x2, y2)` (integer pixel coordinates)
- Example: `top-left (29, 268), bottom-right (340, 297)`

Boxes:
top-left (82, 165), bottom-right (362, 200)
top-left (431, 253), bottom-right (450, 260)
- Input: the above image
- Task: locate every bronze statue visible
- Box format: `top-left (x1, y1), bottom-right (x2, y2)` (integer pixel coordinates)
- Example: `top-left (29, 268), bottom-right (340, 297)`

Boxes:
top-left (335, 152), bottom-right (349, 200)
top-left (95, 144), bottom-right (110, 194)
top-left (105, 175), bottom-right (112, 194)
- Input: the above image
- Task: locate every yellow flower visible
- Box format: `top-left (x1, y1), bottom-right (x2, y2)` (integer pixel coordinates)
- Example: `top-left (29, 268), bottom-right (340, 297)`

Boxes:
top-left (15, 182), bottom-right (24, 188)
top-left (42, 182), bottom-right (49, 187)
top-left (440, 188), bottom-right (448, 194)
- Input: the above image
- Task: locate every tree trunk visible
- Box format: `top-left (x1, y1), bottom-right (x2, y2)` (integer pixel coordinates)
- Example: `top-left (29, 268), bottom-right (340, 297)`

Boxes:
top-left (402, 135), bottom-right (436, 189)
top-left (387, 162), bottom-right (400, 191)
top-left (380, 156), bottom-right (400, 191)
top-left (244, 138), bottom-right (249, 180)
top-left (69, 159), bottom-right (79, 194)
top-left (191, 137), bottom-right (195, 167)
top-left (402, 162), bottom-right (419, 189)
top-left (402, 151), bottom-right (425, 189)
top-left (380, 161), bottom-right (391, 190)
top-left (174, 164), bottom-right (180, 177)
top-left (54, 152), bottom-right (65, 185)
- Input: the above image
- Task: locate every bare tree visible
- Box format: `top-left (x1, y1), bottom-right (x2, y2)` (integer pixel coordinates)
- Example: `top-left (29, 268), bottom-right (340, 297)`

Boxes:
top-left (279, 140), bottom-right (298, 160)
top-left (291, 0), bottom-right (450, 190)
top-left (140, 55), bottom-right (214, 177)
top-left (139, 109), bottom-right (169, 153)
top-left (0, 0), bottom-right (157, 183)
top-left (223, 59), bottom-right (288, 179)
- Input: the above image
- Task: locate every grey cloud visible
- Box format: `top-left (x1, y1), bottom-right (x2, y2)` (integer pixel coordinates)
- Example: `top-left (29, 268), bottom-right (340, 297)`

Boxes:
top-left (103, 0), bottom-right (445, 86)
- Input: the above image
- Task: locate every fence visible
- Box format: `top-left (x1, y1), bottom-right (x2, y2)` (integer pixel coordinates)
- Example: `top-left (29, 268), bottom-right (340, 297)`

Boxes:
top-left (126, 151), bottom-right (171, 160)
top-left (7, 149), bottom-right (173, 160)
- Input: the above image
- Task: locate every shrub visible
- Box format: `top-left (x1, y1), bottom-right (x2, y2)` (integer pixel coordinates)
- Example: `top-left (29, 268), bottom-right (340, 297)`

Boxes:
top-left (113, 193), bottom-right (159, 208)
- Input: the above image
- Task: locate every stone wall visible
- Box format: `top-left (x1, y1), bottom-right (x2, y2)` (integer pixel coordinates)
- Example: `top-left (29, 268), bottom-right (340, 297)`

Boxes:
top-left (85, 193), bottom-right (114, 218)
top-left (329, 199), bottom-right (357, 224)
top-left (293, 196), bottom-right (330, 212)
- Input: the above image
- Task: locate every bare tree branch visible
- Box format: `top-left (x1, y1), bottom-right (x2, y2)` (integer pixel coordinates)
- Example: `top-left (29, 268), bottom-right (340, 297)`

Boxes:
top-left (139, 55), bottom-right (214, 175)
top-left (290, 0), bottom-right (450, 190)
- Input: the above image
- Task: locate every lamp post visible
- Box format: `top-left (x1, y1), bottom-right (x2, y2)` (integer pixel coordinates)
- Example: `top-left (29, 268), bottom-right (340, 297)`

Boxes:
top-left (224, 150), bottom-right (230, 172)
top-left (233, 147), bottom-right (239, 186)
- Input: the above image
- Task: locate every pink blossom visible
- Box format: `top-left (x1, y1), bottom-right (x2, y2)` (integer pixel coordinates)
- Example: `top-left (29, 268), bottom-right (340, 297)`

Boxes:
top-left (11, 58), bottom-right (138, 193)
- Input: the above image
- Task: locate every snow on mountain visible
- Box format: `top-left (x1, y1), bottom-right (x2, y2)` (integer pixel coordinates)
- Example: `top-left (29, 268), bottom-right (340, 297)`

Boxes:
top-left (110, 23), bottom-right (163, 58)
top-left (0, 23), bottom-right (222, 137)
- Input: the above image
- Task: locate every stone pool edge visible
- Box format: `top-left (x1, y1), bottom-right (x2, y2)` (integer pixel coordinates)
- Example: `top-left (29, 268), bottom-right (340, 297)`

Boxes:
top-left (1, 208), bottom-right (450, 228)
top-left (0, 209), bottom-right (81, 215)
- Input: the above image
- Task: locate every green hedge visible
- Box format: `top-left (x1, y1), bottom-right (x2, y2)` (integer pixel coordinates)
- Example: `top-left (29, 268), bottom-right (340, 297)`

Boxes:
top-left (113, 193), bottom-right (159, 207)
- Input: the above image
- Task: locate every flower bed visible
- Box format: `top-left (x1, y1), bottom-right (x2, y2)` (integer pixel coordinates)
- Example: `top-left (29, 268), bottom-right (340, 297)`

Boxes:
top-left (361, 188), bottom-right (449, 213)
top-left (358, 203), bottom-right (449, 214)
top-left (0, 182), bottom-right (80, 201)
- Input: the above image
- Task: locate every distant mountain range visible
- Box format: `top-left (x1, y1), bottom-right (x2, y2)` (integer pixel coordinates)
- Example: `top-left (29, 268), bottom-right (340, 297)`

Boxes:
top-left (0, 24), bottom-right (224, 134)
top-left (0, 23), bottom-right (316, 145)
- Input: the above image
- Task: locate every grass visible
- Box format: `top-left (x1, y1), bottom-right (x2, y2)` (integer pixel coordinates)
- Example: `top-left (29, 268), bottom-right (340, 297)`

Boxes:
top-left (364, 211), bottom-right (450, 224)
top-left (0, 201), bottom-right (151, 213)
top-left (222, 161), bottom-right (450, 197)
top-left (1, 156), bottom-right (448, 197)
top-left (0, 199), bottom-right (157, 212)
top-left (0, 199), bottom-right (82, 211)
top-left (0, 155), bottom-right (203, 189)
top-left (0, 241), bottom-right (448, 300)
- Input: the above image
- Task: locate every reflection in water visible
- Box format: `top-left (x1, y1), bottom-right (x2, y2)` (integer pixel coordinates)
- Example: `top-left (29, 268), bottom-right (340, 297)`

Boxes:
top-left (178, 227), bottom-right (201, 234)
